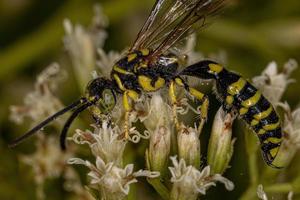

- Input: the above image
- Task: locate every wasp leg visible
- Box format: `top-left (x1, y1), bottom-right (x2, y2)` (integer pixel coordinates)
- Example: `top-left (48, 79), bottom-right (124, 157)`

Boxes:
top-left (169, 81), bottom-right (181, 131)
top-left (174, 77), bottom-right (209, 121)
top-left (122, 90), bottom-right (139, 140)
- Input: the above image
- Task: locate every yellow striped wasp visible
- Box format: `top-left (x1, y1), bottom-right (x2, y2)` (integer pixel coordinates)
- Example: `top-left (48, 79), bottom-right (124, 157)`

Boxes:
top-left (10, 0), bottom-right (282, 168)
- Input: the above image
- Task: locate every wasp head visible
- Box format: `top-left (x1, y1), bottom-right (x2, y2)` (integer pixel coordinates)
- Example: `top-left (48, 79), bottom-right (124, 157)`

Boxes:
top-left (85, 77), bottom-right (116, 114)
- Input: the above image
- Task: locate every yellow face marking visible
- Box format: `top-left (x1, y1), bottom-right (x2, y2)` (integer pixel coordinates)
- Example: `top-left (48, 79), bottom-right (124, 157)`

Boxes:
top-left (241, 91), bottom-right (262, 108)
top-left (269, 147), bottom-right (279, 158)
top-left (138, 75), bottom-right (165, 92)
top-left (265, 137), bottom-right (282, 144)
top-left (263, 121), bottom-right (280, 131)
top-left (113, 65), bottom-right (134, 75)
top-left (227, 78), bottom-right (247, 96)
top-left (208, 63), bottom-right (223, 73)
top-left (141, 49), bottom-right (150, 56)
top-left (239, 107), bottom-right (248, 115)
top-left (90, 106), bottom-right (103, 116)
top-left (189, 88), bottom-right (205, 101)
top-left (254, 106), bottom-right (273, 120)
top-left (251, 119), bottom-right (259, 126)
top-left (258, 129), bottom-right (266, 135)
top-left (113, 74), bottom-right (126, 91)
top-left (226, 95), bottom-right (234, 105)
top-left (127, 53), bottom-right (137, 62)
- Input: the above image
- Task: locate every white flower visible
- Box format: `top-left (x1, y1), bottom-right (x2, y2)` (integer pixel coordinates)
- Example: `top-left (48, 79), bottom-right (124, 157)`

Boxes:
top-left (21, 135), bottom-right (73, 200)
top-left (10, 63), bottom-right (65, 124)
top-left (207, 107), bottom-right (236, 174)
top-left (177, 124), bottom-right (201, 167)
top-left (141, 93), bottom-right (173, 132)
top-left (169, 156), bottom-right (234, 200)
top-left (68, 156), bottom-right (159, 200)
top-left (71, 121), bottom-right (127, 166)
top-left (252, 59), bottom-right (298, 104)
top-left (96, 48), bottom-right (121, 78)
top-left (63, 5), bottom-right (108, 89)
top-left (257, 185), bottom-right (268, 200)
top-left (279, 102), bottom-right (300, 148)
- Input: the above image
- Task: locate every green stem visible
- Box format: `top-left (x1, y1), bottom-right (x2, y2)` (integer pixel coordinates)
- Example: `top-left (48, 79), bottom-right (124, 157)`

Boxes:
top-left (249, 154), bottom-right (258, 185)
top-left (264, 183), bottom-right (293, 193)
top-left (147, 178), bottom-right (170, 200)
top-left (239, 186), bottom-right (257, 200)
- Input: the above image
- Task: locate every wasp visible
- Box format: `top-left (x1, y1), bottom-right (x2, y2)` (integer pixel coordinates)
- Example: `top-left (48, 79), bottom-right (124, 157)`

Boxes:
top-left (9, 0), bottom-right (282, 168)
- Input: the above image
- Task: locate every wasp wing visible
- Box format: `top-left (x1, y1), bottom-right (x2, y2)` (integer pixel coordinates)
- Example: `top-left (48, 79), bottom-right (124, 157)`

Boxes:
top-left (130, 0), bottom-right (225, 56)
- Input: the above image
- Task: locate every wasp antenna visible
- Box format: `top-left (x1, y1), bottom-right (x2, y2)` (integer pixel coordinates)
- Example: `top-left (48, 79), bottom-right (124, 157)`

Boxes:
top-left (8, 98), bottom-right (86, 148)
top-left (60, 102), bottom-right (92, 151)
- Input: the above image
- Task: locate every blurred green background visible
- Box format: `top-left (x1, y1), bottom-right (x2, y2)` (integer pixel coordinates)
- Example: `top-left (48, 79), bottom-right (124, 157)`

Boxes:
top-left (0, 0), bottom-right (300, 199)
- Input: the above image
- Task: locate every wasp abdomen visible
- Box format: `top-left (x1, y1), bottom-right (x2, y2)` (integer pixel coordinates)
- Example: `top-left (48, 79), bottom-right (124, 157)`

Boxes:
top-left (217, 69), bottom-right (282, 167)
top-left (180, 60), bottom-right (282, 167)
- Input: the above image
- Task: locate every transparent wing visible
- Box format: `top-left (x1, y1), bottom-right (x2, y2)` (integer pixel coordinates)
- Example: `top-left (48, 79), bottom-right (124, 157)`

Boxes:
top-left (130, 0), bottom-right (226, 56)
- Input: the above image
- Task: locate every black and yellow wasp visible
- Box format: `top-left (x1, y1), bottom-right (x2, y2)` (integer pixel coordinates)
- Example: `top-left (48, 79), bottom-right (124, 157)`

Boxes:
top-left (10, 0), bottom-right (282, 168)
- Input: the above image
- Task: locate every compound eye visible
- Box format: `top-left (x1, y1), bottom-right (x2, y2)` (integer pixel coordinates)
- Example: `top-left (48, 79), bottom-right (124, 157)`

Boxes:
top-left (101, 89), bottom-right (116, 110)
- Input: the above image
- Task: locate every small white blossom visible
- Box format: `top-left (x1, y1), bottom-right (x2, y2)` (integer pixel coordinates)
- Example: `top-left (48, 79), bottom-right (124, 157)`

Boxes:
top-left (169, 156), bottom-right (234, 200)
top-left (257, 185), bottom-right (268, 200)
top-left (10, 63), bottom-right (65, 124)
top-left (141, 93), bottom-right (173, 132)
top-left (288, 191), bottom-right (294, 200)
top-left (71, 121), bottom-right (127, 166)
top-left (279, 102), bottom-right (300, 148)
top-left (252, 59), bottom-right (298, 104)
top-left (63, 6), bottom-right (108, 90)
top-left (68, 156), bottom-right (159, 200)
top-left (96, 48), bottom-right (121, 78)
top-left (21, 135), bottom-right (73, 200)
top-left (142, 94), bottom-right (172, 172)
top-left (177, 124), bottom-right (201, 167)
top-left (207, 107), bottom-right (236, 174)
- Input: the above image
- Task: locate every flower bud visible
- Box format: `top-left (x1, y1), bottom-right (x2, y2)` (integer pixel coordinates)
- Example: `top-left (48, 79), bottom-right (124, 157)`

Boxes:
top-left (177, 124), bottom-right (201, 167)
top-left (207, 107), bottom-right (235, 174)
top-left (146, 125), bottom-right (171, 174)
top-left (143, 94), bottom-right (172, 174)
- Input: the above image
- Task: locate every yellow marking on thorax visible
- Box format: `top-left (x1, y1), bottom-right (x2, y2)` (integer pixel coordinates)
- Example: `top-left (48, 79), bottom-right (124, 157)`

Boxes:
top-left (269, 147), bottom-right (279, 157)
top-left (127, 53), bottom-right (137, 62)
top-left (175, 78), bottom-right (184, 87)
top-left (141, 49), bottom-right (150, 56)
top-left (138, 75), bottom-right (165, 92)
top-left (226, 95), bottom-right (234, 105)
top-left (113, 65), bottom-right (134, 75)
top-left (208, 63), bottom-right (223, 73)
top-left (241, 91), bottom-right (261, 108)
top-left (113, 74), bottom-right (126, 91)
top-left (227, 78), bottom-right (247, 96)
top-left (258, 129), bottom-right (266, 135)
top-left (263, 121), bottom-right (280, 131)
top-left (251, 119), bottom-right (259, 126)
top-left (253, 106), bottom-right (273, 120)
top-left (264, 137), bottom-right (282, 144)
top-left (239, 107), bottom-right (248, 115)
